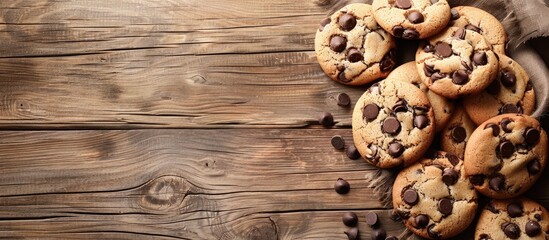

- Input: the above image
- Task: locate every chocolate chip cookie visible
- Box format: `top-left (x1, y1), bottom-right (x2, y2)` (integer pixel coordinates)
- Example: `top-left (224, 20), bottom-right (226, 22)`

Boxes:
top-left (315, 3), bottom-right (397, 86)
top-left (440, 106), bottom-right (477, 159)
top-left (464, 114), bottom-right (548, 199)
top-left (387, 61), bottom-right (454, 132)
top-left (463, 55), bottom-right (536, 125)
top-left (475, 198), bottom-right (549, 239)
top-left (416, 27), bottom-right (499, 99)
top-left (393, 151), bottom-right (478, 239)
top-left (372, 0), bottom-right (451, 39)
top-left (352, 79), bottom-right (435, 168)
top-left (449, 6), bottom-right (507, 54)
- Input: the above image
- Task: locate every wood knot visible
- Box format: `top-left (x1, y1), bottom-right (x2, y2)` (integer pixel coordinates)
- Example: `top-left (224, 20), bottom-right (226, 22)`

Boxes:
top-left (243, 218), bottom-right (279, 240)
top-left (139, 176), bottom-right (188, 211)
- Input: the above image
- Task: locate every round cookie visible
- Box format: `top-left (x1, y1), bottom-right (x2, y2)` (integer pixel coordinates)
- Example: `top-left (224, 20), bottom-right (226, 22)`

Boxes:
top-left (315, 3), bottom-right (397, 86)
top-left (464, 55), bottom-right (536, 126)
top-left (372, 0), bottom-right (451, 39)
top-left (464, 114), bottom-right (548, 199)
top-left (352, 80), bottom-right (435, 168)
top-left (387, 61), bottom-right (454, 132)
top-left (393, 151), bottom-right (478, 239)
top-left (416, 27), bottom-right (499, 99)
top-left (475, 198), bottom-right (549, 239)
top-left (440, 106), bottom-right (477, 159)
top-left (449, 6), bottom-right (507, 54)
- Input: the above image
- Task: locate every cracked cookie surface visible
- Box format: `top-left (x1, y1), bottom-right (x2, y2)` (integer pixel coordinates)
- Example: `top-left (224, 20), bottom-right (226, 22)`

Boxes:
top-left (440, 106), bottom-right (477, 159)
top-left (416, 27), bottom-right (499, 99)
top-left (372, 0), bottom-right (451, 39)
top-left (393, 151), bottom-right (478, 239)
top-left (464, 114), bottom-right (548, 199)
top-left (475, 198), bottom-right (549, 239)
top-left (315, 3), bottom-right (397, 86)
top-left (463, 55), bottom-right (535, 125)
top-left (387, 61), bottom-right (454, 132)
top-left (352, 80), bottom-right (434, 168)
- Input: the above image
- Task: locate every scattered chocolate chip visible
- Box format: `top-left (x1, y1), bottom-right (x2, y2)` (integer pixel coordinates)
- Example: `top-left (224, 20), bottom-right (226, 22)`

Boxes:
top-left (473, 52), bottom-right (487, 65)
top-left (469, 174), bottom-right (485, 186)
top-left (453, 28), bottom-right (466, 39)
top-left (438, 198), bottom-right (453, 216)
top-left (346, 145), bottom-right (361, 160)
top-left (339, 13), bottom-right (357, 31)
top-left (382, 117), bottom-right (401, 135)
top-left (347, 48), bottom-right (363, 63)
top-left (446, 153), bottom-right (460, 166)
top-left (388, 142), bottom-right (404, 157)
top-left (342, 212), bottom-right (358, 227)
top-left (503, 222), bottom-right (520, 239)
top-left (500, 118), bottom-right (513, 132)
top-left (498, 141), bottom-right (515, 158)
top-left (427, 224), bottom-right (441, 239)
top-left (450, 9), bottom-right (460, 20)
top-left (526, 81), bottom-right (533, 91)
top-left (330, 36), bottom-right (347, 52)
top-left (392, 26), bottom-right (404, 37)
top-left (331, 135), bottom-right (345, 150)
top-left (435, 42), bottom-right (453, 58)
top-left (431, 72), bottom-right (446, 81)
top-left (395, 0), bottom-right (412, 9)
top-left (442, 168), bottom-right (459, 186)
top-left (338, 70), bottom-right (350, 82)
top-left (335, 178), bottom-right (350, 194)
top-left (485, 123), bottom-right (500, 136)
top-left (366, 145), bottom-right (379, 160)
top-left (479, 233), bottom-right (491, 240)
top-left (451, 126), bottom-right (467, 143)
top-left (385, 236), bottom-right (398, 240)
top-left (524, 128), bottom-right (540, 146)
top-left (489, 175), bottom-right (504, 191)
top-left (363, 104), bottom-right (380, 121)
top-left (319, 112), bottom-right (334, 127)
top-left (465, 24), bottom-right (481, 33)
top-left (527, 159), bottom-right (541, 175)
top-left (371, 228), bottom-right (386, 240)
top-left (414, 214), bottom-right (429, 228)
top-left (380, 49), bottom-right (397, 71)
top-left (403, 189), bottom-right (419, 205)
top-left (507, 202), bottom-right (523, 218)
top-left (365, 212), bottom-right (379, 227)
top-left (424, 64), bottom-right (435, 77)
top-left (452, 69), bottom-right (469, 85)
top-left (337, 93), bottom-right (351, 107)
top-left (501, 70), bottom-right (516, 87)
top-left (408, 11), bottom-right (424, 23)
top-left (485, 80), bottom-right (501, 95)
top-left (319, 18), bottom-right (331, 31)
top-left (344, 227), bottom-right (359, 240)
top-left (403, 29), bottom-right (419, 40)
top-left (526, 220), bottom-right (541, 237)
top-left (486, 203), bottom-right (499, 213)
top-left (414, 115), bottom-right (429, 129)
top-left (500, 103), bottom-right (521, 114)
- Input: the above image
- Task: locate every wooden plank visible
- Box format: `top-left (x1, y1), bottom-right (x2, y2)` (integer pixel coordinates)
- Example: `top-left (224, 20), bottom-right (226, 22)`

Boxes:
top-left (0, 129), bottom-right (412, 239)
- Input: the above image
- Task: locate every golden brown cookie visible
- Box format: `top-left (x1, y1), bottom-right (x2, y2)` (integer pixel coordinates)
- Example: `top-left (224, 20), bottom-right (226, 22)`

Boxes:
top-left (440, 106), bottom-right (477, 159)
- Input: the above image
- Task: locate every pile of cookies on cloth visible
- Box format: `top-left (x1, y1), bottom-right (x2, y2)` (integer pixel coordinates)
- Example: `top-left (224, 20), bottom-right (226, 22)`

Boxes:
top-left (315, 0), bottom-right (549, 239)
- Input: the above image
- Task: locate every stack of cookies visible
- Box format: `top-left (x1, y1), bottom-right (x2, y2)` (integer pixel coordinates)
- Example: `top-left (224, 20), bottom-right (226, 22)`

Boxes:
top-left (315, 1), bottom-right (548, 239)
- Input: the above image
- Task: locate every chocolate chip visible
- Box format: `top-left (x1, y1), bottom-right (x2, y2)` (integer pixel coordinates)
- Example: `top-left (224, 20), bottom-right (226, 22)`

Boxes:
top-left (330, 36), bottom-right (347, 52)
top-left (319, 112), bottom-right (334, 127)
top-left (344, 227), bottom-right (359, 240)
top-left (331, 135), bottom-right (345, 150)
top-left (500, 103), bottom-right (521, 114)
top-left (479, 233), bottom-right (491, 240)
top-left (451, 126), bottom-right (466, 143)
top-left (526, 81), bottom-right (533, 91)
top-left (414, 115), bottom-right (429, 129)
top-left (503, 222), bottom-right (520, 239)
top-left (486, 203), bottom-right (499, 213)
top-left (485, 80), bottom-right (500, 95)
top-left (395, 0), bottom-right (412, 9)
top-left (524, 128), bottom-right (540, 146)
top-left (414, 214), bottom-right (429, 228)
top-left (339, 13), bottom-right (356, 31)
top-left (366, 145), bottom-right (379, 160)
top-left (342, 212), bottom-right (358, 227)
top-left (489, 175), bottom-right (504, 191)
top-left (465, 24), bottom-right (481, 33)
top-left (528, 159), bottom-right (541, 175)
top-left (371, 228), bottom-right (386, 240)
top-left (424, 43), bottom-right (435, 53)
top-left (507, 202), bottom-right (523, 218)
top-left (424, 64), bottom-right (435, 76)
top-left (365, 211), bottom-right (378, 227)
top-left (427, 224), bottom-right (441, 239)
top-left (402, 29), bottom-right (419, 40)
top-left (498, 141), bottom-right (515, 158)
top-left (338, 70), bottom-right (351, 82)
top-left (535, 214), bottom-right (542, 221)
top-left (485, 123), bottom-right (500, 136)
top-left (408, 11), bottom-right (424, 23)
top-left (469, 174), bottom-right (485, 186)
top-left (473, 52), bottom-right (487, 65)
top-left (380, 49), bottom-right (397, 71)
top-left (452, 69), bottom-right (469, 85)
top-left (347, 48), bottom-right (363, 63)
top-left (392, 100), bottom-right (408, 113)
top-left (392, 26), bottom-right (405, 38)
top-left (337, 93), bottom-right (351, 107)
top-left (450, 9), bottom-right (460, 20)
top-left (446, 153), bottom-right (460, 166)
top-left (430, 0), bottom-right (439, 3)
top-left (396, 209), bottom-right (410, 219)
top-left (346, 145), bottom-right (361, 160)
top-left (385, 236), bottom-right (398, 240)
top-left (453, 28), bottom-right (466, 39)
top-left (435, 42), bottom-right (453, 58)
top-left (526, 220), bottom-right (542, 237)
top-left (442, 168), bottom-right (459, 186)
top-left (500, 118), bottom-right (513, 132)
top-left (363, 104), bottom-right (379, 121)
top-left (501, 70), bottom-right (516, 87)
top-left (438, 198), bottom-right (453, 216)
top-left (382, 117), bottom-right (401, 135)
top-left (319, 18), bottom-right (331, 31)
top-left (431, 72), bottom-right (446, 81)
top-left (335, 178), bottom-right (350, 194)
top-left (403, 189), bottom-right (419, 205)
top-left (388, 142), bottom-right (404, 157)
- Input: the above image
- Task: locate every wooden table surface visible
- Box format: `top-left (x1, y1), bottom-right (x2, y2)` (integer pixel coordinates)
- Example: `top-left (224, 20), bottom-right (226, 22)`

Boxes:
top-left (0, 1), bottom-right (547, 239)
